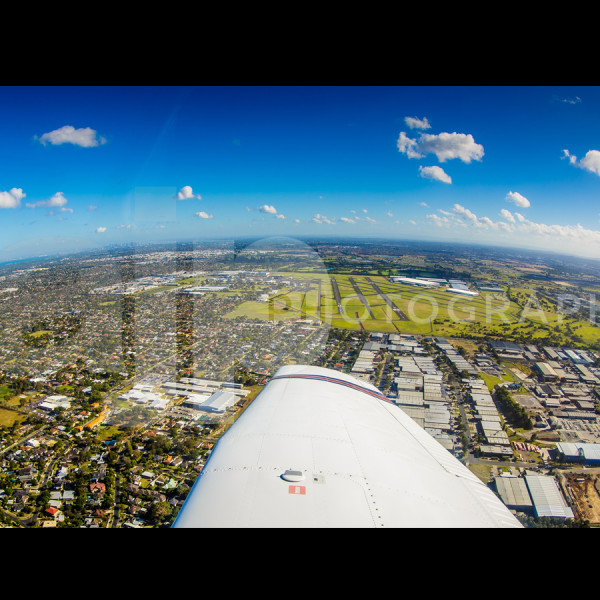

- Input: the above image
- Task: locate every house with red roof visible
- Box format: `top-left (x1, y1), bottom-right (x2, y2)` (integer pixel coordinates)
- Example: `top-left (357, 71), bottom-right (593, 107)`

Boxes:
top-left (45, 506), bottom-right (63, 521)
top-left (90, 482), bottom-right (106, 495)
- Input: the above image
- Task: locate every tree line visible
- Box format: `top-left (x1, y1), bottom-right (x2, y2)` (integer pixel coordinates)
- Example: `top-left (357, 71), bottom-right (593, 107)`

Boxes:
top-left (494, 384), bottom-right (533, 430)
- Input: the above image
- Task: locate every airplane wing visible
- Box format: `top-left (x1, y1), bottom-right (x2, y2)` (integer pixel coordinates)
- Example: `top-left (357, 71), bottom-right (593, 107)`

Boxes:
top-left (173, 365), bottom-right (522, 527)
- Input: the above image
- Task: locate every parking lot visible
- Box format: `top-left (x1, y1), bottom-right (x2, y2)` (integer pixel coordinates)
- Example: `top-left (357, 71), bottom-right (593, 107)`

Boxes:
top-left (554, 418), bottom-right (600, 443)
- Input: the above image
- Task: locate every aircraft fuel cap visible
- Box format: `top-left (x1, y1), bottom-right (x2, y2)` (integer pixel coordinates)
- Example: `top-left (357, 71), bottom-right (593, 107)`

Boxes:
top-left (281, 470), bottom-right (305, 482)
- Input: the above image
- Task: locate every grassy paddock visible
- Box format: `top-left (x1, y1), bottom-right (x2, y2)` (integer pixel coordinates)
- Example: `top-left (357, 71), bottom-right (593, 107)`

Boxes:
top-left (0, 408), bottom-right (26, 428)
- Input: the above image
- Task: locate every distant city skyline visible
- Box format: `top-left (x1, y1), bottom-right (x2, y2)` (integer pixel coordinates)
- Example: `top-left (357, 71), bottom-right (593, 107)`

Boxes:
top-left (2, 85), bottom-right (600, 261)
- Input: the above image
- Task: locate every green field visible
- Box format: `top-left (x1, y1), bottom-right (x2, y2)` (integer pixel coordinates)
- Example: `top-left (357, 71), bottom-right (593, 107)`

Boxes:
top-left (223, 272), bottom-right (600, 347)
top-left (479, 372), bottom-right (503, 391)
top-left (0, 408), bottom-right (26, 428)
top-left (29, 329), bottom-right (55, 338)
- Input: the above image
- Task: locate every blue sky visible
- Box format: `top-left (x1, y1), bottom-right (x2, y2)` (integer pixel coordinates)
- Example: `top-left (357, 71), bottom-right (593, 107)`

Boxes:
top-left (2, 85), bottom-right (600, 261)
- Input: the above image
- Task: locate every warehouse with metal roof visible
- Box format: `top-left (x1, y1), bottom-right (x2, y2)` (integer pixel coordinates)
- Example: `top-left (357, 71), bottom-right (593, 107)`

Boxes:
top-left (197, 390), bottom-right (237, 413)
top-left (524, 473), bottom-right (574, 519)
top-left (555, 442), bottom-right (600, 465)
top-left (533, 362), bottom-right (559, 382)
top-left (495, 476), bottom-right (533, 512)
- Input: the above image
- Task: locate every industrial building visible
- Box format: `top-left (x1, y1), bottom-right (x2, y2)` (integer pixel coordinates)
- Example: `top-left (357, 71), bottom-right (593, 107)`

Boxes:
top-left (555, 442), bottom-right (600, 465)
top-left (390, 276), bottom-right (439, 287)
top-left (533, 362), bottom-right (559, 382)
top-left (181, 394), bottom-right (212, 410)
top-left (118, 386), bottom-right (169, 410)
top-left (162, 381), bottom-right (215, 396)
top-left (524, 473), bottom-right (574, 519)
top-left (445, 287), bottom-right (479, 297)
top-left (573, 363), bottom-right (600, 385)
top-left (490, 340), bottom-right (524, 355)
top-left (39, 395), bottom-right (71, 412)
top-left (478, 444), bottom-right (514, 458)
top-left (194, 390), bottom-right (237, 413)
top-left (435, 338), bottom-right (478, 375)
top-left (495, 475), bottom-right (533, 513)
top-left (180, 285), bottom-right (227, 294)
top-left (563, 349), bottom-right (585, 364)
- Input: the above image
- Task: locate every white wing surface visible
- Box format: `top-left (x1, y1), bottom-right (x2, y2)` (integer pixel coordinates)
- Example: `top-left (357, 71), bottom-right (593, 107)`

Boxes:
top-left (173, 365), bottom-right (522, 527)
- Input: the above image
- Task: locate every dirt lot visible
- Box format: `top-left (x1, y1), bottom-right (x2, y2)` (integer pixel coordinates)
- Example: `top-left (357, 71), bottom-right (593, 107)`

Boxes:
top-left (562, 474), bottom-right (600, 526)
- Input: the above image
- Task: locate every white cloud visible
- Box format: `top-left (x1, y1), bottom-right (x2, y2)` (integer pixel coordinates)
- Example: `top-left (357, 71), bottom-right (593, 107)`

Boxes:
top-left (195, 211), bottom-right (213, 219)
top-left (560, 96), bottom-right (581, 104)
top-left (419, 132), bottom-right (484, 163)
top-left (580, 150), bottom-right (600, 176)
top-left (419, 202), bottom-right (429, 207)
top-left (506, 191), bottom-right (530, 208)
top-left (26, 192), bottom-right (69, 210)
top-left (95, 226), bottom-right (107, 233)
top-left (562, 148), bottom-right (600, 177)
top-left (477, 216), bottom-right (500, 230)
top-left (258, 204), bottom-right (278, 214)
top-left (500, 208), bottom-right (516, 223)
top-left (428, 201), bottom-right (600, 257)
top-left (0, 188), bottom-right (25, 209)
top-left (427, 213), bottom-right (451, 227)
top-left (514, 217), bottom-right (600, 246)
top-left (175, 185), bottom-right (202, 200)
top-left (453, 203), bottom-right (478, 223)
top-left (38, 125), bottom-right (106, 147)
top-left (275, 214), bottom-right (286, 220)
top-left (398, 130), bottom-right (484, 163)
top-left (312, 213), bottom-right (335, 225)
top-left (340, 217), bottom-right (355, 224)
top-left (497, 221), bottom-right (514, 232)
top-left (386, 211), bottom-right (393, 218)
top-left (445, 204), bottom-right (509, 231)
top-left (88, 205), bottom-right (98, 211)
top-left (404, 116), bottom-right (431, 130)
top-left (397, 131), bottom-right (421, 159)
top-left (562, 149), bottom-right (578, 165)
top-left (419, 165), bottom-right (452, 184)
top-left (362, 208), bottom-right (368, 213)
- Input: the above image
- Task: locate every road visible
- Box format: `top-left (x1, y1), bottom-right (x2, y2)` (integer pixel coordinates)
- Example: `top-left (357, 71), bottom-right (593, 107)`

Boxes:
top-left (0, 423), bottom-right (49, 458)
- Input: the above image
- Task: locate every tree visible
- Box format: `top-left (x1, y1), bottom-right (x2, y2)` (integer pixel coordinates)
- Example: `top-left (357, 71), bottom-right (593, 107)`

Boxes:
top-left (36, 490), bottom-right (50, 508)
top-left (147, 501), bottom-right (172, 525)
